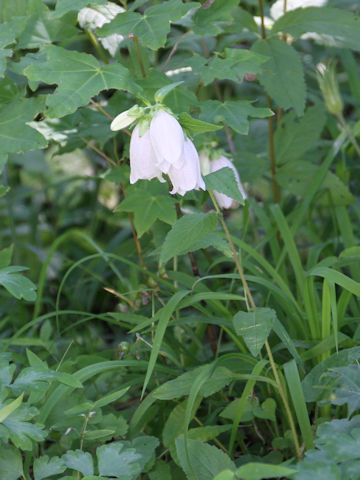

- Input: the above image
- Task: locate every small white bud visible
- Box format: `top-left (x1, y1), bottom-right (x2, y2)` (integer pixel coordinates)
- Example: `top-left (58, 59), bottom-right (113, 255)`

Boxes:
top-left (110, 105), bottom-right (141, 131)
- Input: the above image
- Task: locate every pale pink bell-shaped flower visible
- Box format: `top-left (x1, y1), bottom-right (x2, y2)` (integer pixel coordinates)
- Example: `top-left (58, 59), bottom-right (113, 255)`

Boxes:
top-left (168, 139), bottom-right (205, 196)
top-left (129, 124), bottom-right (165, 184)
top-left (149, 111), bottom-right (185, 173)
top-left (210, 156), bottom-right (247, 209)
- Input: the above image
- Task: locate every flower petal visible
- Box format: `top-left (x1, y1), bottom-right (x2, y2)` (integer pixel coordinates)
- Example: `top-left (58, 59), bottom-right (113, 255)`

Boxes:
top-left (210, 155), bottom-right (247, 208)
top-left (150, 111), bottom-right (185, 170)
top-left (169, 139), bottom-right (205, 196)
top-left (129, 124), bottom-right (165, 184)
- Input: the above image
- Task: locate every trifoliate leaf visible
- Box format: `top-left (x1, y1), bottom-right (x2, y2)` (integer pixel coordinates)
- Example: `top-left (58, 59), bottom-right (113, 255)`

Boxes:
top-left (97, 0), bottom-right (199, 50)
top-left (272, 7), bottom-right (360, 51)
top-left (252, 37), bottom-right (306, 116)
top-left (33, 456), bottom-right (66, 480)
top-left (25, 45), bottom-right (141, 118)
top-left (160, 212), bottom-right (218, 264)
top-left (233, 308), bottom-right (276, 357)
top-left (115, 182), bottom-right (177, 238)
top-left (199, 100), bottom-right (272, 134)
top-left (193, 0), bottom-right (238, 35)
top-left (0, 96), bottom-right (47, 156)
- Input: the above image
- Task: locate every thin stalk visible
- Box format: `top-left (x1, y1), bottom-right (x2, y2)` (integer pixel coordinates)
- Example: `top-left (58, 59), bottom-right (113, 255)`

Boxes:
top-left (131, 36), bottom-right (146, 78)
top-left (86, 29), bottom-right (109, 64)
top-left (258, 0), bottom-right (280, 203)
top-left (80, 136), bottom-right (116, 166)
top-left (208, 190), bottom-right (302, 459)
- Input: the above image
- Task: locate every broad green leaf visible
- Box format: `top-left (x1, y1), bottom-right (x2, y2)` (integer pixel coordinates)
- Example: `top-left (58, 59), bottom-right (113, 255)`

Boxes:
top-left (129, 436), bottom-right (159, 471)
top-left (252, 38), bottom-right (305, 115)
top-left (0, 78), bottom-right (19, 104)
top-left (115, 181), bottom-right (177, 238)
top-left (0, 97), bottom-right (47, 156)
top-left (98, 0), bottom-right (199, 50)
top-left (2, 402), bottom-right (46, 450)
top-left (17, 13), bottom-right (79, 49)
top-left (274, 104), bottom-right (327, 166)
top-left (193, 0), bottom-right (238, 35)
top-left (327, 366), bottom-right (360, 415)
top-left (179, 112), bottom-right (222, 134)
top-left (188, 425), bottom-right (232, 442)
top-left (175, 438), bottom-right (235, 479)
top-left (84, 429), bottom-right (116, 440)
top-left (302, 347), bottom-right (360, 402)
top-left (0, 394), bottom-right (23, 423)
top-left (0, 446), bottom-right (24, 480)
top-left (34, 456), bottom-right (66, 480)
top-left (94, 387), bottom-right (130, 408)
top-left (0, 17), bottom-right (29, 48)
top-left (199, 100), bottom-right (272, 134)
top-left (154, 81), bottom-right (183, 103)
top-left (0, 266), bottom-right (37, 301)
top-left (52, 0), bottom-right (106, 18)
top-left (189, 49), bottom-right (268, 86)
top-left (0, 49), bottom-right (12, 78)
top-left (97, 442), bottom-right (141, 477)
top-left (162, 399), bottom-right (201, 448)
top-left (160, 213), bottom-right (218, 264)
top-left (205, 167), bottom-right (245, 204)
top-left (63, 450), bottom-right (94, 476)
top-left (233, 308), bottom-right (276, 357)
top-left (25, 45), bottom-right (140, 118)
top-left (307, 266), bottom-right (360, 296)
top-left (235, 462), bottom-right (297, 480)
top-left (0, 0), bottom-right (46, 22)
top-left (272, 7), bottom-right (360, 51)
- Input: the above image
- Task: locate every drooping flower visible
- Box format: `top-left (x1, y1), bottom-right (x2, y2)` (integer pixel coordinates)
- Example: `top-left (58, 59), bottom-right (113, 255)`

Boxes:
top-left (111, 106), bottom-right (206, 195)
top-left (209, 155), bottom-right (247, 209)
top-left (149, 110), bottom-right (185, 173)
top-left (129, 124), bottom-right (165, 184)
top-left (168, 139), bottom-right (205, 196)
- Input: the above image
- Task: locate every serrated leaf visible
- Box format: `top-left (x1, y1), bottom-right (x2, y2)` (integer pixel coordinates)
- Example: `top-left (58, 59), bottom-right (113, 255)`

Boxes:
top-left (233, 308), bottom-right (276, 357)
top-left (97, 442), bottom-right (142, 477)
top-left (0, 446), bottom-right (24, 480)
top-left (193, 0), bottom-right (238, 35)
top-left (252, 38), bottom-right (305, 116)
top-left (0, 97), bottom-right (47, 156)
top-left (274, 104), bottom-right (326, 166)
top-left (176, 438), bottom-right (235, 480)
top-left (327, 366), bottom-right (360, 415)
top-left (160, 212), bottom-right (218, 264)
top-left (25, 45), bottom-right (140, 118)
top-left (179, 112), bottom-right (221, 134)
top-left (34, 456), bottom-right (66, 480)
top-left (0, 266), bottom-right (37, 301)
top-left (2, 403), bottom-right (46, 450)
top-left (205, 167), bottom-right (245, 204)
top-left (52, 0), bottom-right (106, 18)
top-left (189, 49), bottom-right (268, 86)
top-left (272, 7), bottom-right (360, 51)
top-left (199, 100), bottom-right (272, 134)
top-left (115, 182), bottom-right (177, 238)
top-left (98, 0), bottom-right (199, 50)
top-left (63, 450), bottom-right (94, 476)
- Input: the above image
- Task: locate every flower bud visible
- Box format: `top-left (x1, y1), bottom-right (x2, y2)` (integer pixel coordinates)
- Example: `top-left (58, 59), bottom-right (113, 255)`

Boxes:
top-left (199, 151), bottom-right (211, 176)
top-left (317, 61), bottom-right (343, 116)
top-left (110, 105), bottom-right (141, 131)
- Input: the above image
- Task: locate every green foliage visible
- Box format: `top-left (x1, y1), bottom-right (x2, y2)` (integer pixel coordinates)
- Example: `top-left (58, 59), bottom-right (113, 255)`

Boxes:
top-left (1, 0), bottom-right (360, 478)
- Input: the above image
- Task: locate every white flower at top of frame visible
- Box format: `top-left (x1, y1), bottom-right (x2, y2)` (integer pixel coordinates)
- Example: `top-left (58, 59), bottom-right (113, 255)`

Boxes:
top-left (78, 3), bottom-right (124, 30)
top-left (168, 138), bottom-right (205, 196)
top-left (210, 156), bottom-right (247, 209)
top-left (149, 110), bottom-right (185, 173)
top-left (129, 124), bottom-right (165, 184)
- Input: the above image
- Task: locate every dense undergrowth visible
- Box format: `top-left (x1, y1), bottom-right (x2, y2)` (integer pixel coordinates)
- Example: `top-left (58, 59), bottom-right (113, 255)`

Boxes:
top-left (1, 0), bottom-right (360, 479)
